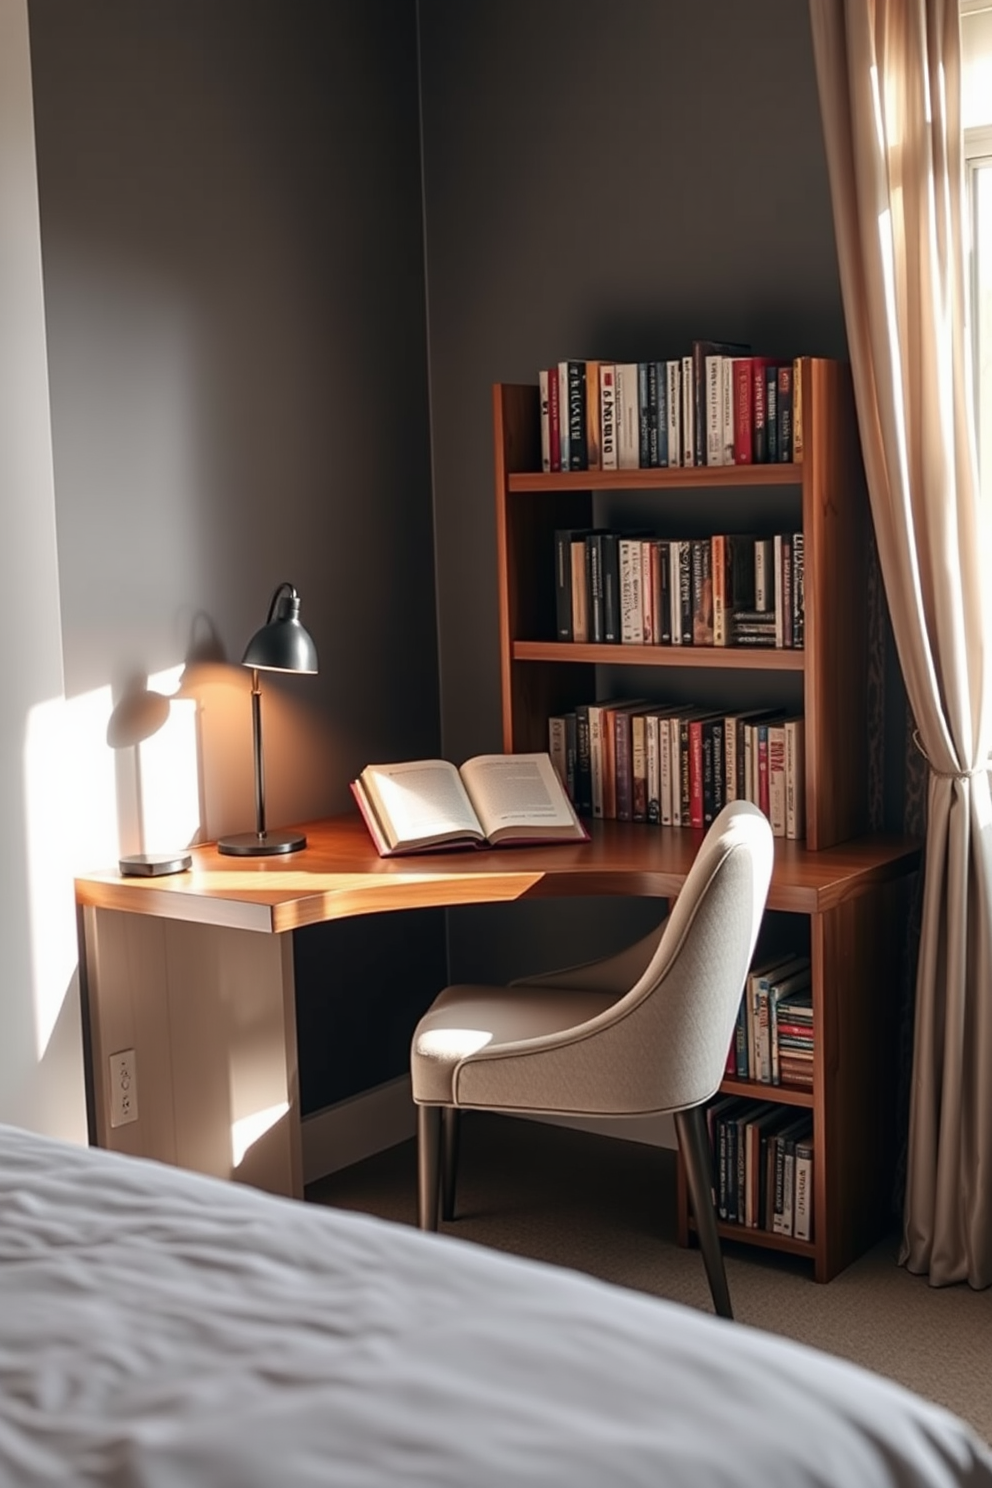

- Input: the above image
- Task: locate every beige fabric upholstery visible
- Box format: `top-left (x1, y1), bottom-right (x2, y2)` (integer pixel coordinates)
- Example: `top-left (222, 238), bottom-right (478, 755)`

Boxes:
top-left (411, 801), bottom-right (774, 1117)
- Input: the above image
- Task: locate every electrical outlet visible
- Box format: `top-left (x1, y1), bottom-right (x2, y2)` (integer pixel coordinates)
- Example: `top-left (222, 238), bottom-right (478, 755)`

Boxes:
top-left (109, 1048), bottom-right (138, 1128)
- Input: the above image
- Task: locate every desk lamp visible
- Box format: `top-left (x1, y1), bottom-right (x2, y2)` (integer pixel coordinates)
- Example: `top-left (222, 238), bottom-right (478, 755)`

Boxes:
top-left (217, 582), bottom-right (318, 857)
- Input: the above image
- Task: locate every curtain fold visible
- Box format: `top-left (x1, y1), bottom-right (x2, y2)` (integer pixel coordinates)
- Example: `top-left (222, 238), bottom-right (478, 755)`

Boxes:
top-left (809, 0), bottom-right (992, 1286)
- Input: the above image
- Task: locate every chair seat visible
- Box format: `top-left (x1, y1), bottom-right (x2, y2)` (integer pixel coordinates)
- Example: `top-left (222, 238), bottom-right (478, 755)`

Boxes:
top-left (411, 982), bottom-right (618, 1105)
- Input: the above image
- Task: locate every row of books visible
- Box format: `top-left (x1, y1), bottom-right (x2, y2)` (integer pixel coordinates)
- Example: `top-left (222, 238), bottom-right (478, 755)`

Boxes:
top-left (548, 702), bottom-right (806, 838)
top-left (706, 1096), bottom-right (814, 1239)
top-left (539, 343), bottom-right (804, 474)
top-left (555, 528), bottom-right (805, 649)
top-left (725, 953), bottom-right (814, 1089)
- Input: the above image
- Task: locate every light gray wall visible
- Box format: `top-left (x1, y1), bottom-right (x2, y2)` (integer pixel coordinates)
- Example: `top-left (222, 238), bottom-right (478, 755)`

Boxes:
top-left (25, 0), bottom-right (443, 1116)
top-left (0, 0), bottom-right (86, 1139)
top-left (418, 0), bottom-right (851, 981)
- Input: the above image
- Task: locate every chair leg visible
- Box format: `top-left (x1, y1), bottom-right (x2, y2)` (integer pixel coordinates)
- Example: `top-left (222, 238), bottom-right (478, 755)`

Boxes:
top-left (417, 1105), bottom-right (441, 1232)
top-left (441, 1107), bottom-right (460, 1222)
top-left (674, 1106), bottom-right (733, 1321)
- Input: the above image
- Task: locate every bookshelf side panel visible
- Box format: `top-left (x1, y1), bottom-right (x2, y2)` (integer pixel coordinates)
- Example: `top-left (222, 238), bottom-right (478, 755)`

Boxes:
top-left (802, 358), bottom-right (869, 849)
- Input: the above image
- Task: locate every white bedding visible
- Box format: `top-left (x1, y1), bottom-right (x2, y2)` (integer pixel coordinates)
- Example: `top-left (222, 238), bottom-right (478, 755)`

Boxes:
top-left (1, 1124), bottom-right (989, 1488)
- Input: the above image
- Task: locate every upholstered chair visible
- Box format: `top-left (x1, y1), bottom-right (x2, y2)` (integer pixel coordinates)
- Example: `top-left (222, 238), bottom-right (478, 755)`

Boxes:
top-left (410, 800), bottom-right (774, 1319)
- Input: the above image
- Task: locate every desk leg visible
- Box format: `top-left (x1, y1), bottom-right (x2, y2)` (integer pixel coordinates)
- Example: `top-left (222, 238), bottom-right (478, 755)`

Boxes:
top-left (78, 906), bottom-right (303, 1199)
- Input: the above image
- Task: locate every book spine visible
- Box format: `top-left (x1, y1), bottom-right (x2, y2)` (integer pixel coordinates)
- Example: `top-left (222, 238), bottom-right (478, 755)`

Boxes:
top-left (558, 361), bottom-right (570, 471)
top-left (678, 541), bottom-right (693, 646)
top-left (667, 359), bottom-right (681, 468)
top-left (693, 538), bottom-right (713, 646)
top-left (600, 363), bottom-right (618, 470)
top-left (554, 529), bottom-right (573, 641)
top-left (589, 706), bottom-right (604, 819)
top-left (734, 997), bottom-right (748, 1078)
top-left (638, 362), bottom-right (652, 468)
top-left (711, 717), bottom-right (725, 819)
top-left (678, 717), bottom-right (696, 827)
top-left (781, 535), bottom-right (793, 648)
top-left (794, 1135), bottom-right (813, 1241)
top-left (757, 724), bottom-right (770, 817)
top-left (681, 355), bottom-right (695, 466)
top-left (585, 360), bottom-right (601, 469)
top-left (660, 716), bottom-right (673, 826)
top-left (792, 531), bottom-right (805, 648)
top-left (765, 363), bottom-right (778, 462)
top-left (754, 538), bottom-right (773, 612)
top-left (587, 532), bottom-right (605, 645)
top-left (657, 540), bottom-right (672, 645)
top-left (631, 713), bottom-right (648, 823)
top-left (768, 724), bottom-right (787, 837)
top-left (785, 717), bottom-right (805, 840)
top-left (733, 358), bottom-right (753, 464)
top-left (619, 538), bottom-right (643, 644)
top-left (724, 716), bottom-right (738, 803)
top-left (753, 360), bottom-right (767, 463)
top-left (777, 363), bottom-right (793, 463)
top-left (614, 710), bottom-right (634, 822)
top-left (602, 532), bottom-right (621, 642)
top-left (602, 706), bottom-right (618, 819)
top-left (617, 363), bottom-right (640, 470)
top-left (570, 537), bottom-right (589, 643)
top-left (711, 533), bottom-right (727, 647)
top-left (705, 354), bottom-right (723, 466)
top-left (539, 368), bottom-right (551, 472)
top-left (646, 713), bottom-right (660, 824)
top-left (548, 367), bottom-right (562, 472)
top-left (565, 712), bottom-right (577, 801)
top-left (641, 540), bottom-right (655, 646)
top-left (792, 357), bottom-right (804, 464)
top-left (548, 715), bottom-right (568, 790)
top-left (654, 361), bottom-right (668, 467)
top-left (721, 355), bottom-right (734, 466)
top-left (688, 720), bottom-right (705, 829)
top-left (574, 704), bottom-right (593, 816)
top-left (773, 533), bottom-right (784, 648)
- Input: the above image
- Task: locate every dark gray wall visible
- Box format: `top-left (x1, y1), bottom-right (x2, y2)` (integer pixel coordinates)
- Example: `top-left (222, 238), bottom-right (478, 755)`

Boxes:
top-left (29, 0), bottom-right (445, 1112)
top-left (418, 0), bottom-right (856, 980)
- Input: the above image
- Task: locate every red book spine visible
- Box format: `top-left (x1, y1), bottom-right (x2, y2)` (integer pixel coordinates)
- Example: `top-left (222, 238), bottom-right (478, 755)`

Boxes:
top-left (547, 366), bottom-right (562, 472)
top-left (689, 720), bottom-right (705, 828)
top-left (733, 359), bottom-right (753, 464)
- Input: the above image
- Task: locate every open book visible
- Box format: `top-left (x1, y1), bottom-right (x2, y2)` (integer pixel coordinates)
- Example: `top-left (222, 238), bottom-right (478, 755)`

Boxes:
top-left (351, 752), bottom-right (589, 856)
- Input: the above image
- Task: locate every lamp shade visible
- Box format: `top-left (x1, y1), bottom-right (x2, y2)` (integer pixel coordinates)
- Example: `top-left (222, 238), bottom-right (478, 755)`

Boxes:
top-left (241, 584), bottom-right (318, 674)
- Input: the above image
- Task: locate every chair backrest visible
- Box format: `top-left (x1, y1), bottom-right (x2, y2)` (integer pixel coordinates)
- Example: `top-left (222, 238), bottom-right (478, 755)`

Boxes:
top-left (455, 800), bottom-right (774, 1117)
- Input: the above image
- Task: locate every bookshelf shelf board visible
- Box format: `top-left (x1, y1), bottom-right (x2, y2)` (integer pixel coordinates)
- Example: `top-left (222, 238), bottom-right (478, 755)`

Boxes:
top-left (688, 1217), bottom-right (817, 1259)
top-left (512, 640), bottom-right (805, 672)
top-left (507, 466), bottom-right (802, 493)
top-left (718, 1077), bottom-right (813, 1107)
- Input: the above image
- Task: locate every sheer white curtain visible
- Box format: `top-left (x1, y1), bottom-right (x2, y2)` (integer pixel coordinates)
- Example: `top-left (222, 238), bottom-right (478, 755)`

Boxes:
top-left (809, 0), bottom-right (992, 1287)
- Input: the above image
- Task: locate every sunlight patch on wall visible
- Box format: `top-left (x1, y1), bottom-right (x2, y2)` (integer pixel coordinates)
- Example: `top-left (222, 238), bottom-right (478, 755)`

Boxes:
top-left (138, 694), bottom-right (202, 854)
top-left (24, 685), bottom-right (116, 1058)
top-left (231, 1100), bottom-right (289, 1168)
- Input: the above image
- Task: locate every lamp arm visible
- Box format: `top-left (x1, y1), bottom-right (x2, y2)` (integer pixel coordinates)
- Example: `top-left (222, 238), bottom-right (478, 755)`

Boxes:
top-left (250, 668), bottom-right (266, 838)
top-left (266, 581), bottom-right (299, 625)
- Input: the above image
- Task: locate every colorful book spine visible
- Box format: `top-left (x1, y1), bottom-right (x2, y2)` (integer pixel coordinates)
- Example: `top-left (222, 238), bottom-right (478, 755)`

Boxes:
top-left (539, 368), bottom-right (551, 472)
top-left (600, 363), bottom-right (618, 470)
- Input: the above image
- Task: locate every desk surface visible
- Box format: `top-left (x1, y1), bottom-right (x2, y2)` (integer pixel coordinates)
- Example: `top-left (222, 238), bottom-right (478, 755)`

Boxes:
top-left (75, 813), bottom-right (921, 933)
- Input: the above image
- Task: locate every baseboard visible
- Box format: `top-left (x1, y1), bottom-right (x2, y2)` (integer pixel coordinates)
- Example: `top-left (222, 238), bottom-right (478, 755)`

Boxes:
top-left (301, 1076), bottom-right (416, 1186)
top-left (301, 1078), bottom-right (676, 1186)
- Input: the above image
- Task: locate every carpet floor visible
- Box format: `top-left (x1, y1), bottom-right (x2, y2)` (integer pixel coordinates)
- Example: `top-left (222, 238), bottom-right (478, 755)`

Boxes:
top-left (308, 1111), bottom-right (992, 1444)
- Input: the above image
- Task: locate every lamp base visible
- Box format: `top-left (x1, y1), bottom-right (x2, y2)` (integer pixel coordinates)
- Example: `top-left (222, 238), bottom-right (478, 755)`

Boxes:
top-left (216, 829), bottom-right (307, 857)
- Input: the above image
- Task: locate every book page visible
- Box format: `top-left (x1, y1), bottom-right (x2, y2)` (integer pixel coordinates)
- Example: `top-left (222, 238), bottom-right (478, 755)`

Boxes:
top-left (360, 760), bottom-right (483, 848)
top-left (459, 753), bottom-right (583, 842)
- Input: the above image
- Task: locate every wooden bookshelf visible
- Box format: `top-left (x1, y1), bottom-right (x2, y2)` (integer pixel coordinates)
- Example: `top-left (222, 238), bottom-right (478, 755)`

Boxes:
top-left (491, 363), bottom-right (918, 1282)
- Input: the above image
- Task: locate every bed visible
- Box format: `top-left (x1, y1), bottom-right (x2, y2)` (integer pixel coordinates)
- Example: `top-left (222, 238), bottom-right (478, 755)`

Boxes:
top-left (1, 1122), bottom-right (989, 1488)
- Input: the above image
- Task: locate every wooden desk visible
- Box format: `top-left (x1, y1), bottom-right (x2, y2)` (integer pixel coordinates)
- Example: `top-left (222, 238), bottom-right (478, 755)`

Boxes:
top-left (76, 814), bottom-right (920, 1214)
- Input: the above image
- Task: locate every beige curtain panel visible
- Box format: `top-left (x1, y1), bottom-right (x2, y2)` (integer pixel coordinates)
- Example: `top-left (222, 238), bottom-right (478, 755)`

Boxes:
top-left (809, 0), bottom-right (992, 1287)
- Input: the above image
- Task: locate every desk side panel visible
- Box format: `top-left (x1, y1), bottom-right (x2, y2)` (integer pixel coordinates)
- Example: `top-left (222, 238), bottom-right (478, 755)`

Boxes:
top-left (82, 907), bottom-right (301, 1198)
